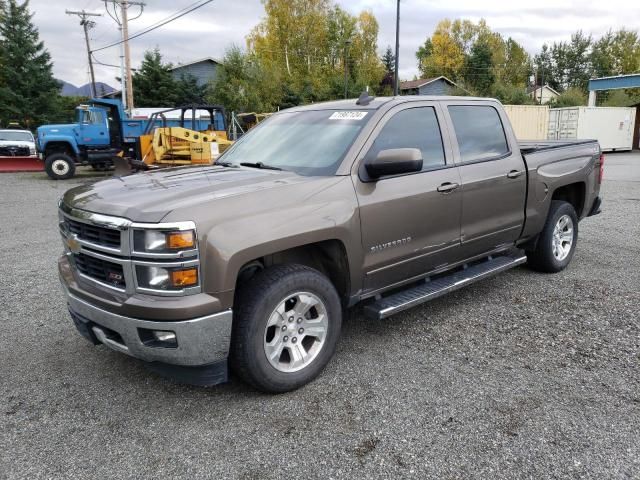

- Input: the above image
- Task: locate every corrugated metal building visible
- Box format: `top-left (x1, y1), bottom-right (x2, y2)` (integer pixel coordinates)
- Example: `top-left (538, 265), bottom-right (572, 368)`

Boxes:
top-left (169, 57), bottom-right (221, 86)
top-left (399, 76), bottom-right (459, 95)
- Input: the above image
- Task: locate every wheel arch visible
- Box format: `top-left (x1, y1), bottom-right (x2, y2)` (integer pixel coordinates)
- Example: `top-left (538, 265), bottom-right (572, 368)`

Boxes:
top-left (234, 239), bottom-right (352, 305)
top-left (550, 181), bottom-right (586, 218)
top-left (43, 140), bottom-right (77, 159)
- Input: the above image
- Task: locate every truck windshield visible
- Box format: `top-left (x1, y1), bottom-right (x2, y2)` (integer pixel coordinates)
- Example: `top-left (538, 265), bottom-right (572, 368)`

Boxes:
top-left (0, 131), bottom-right (33, 142)
top-left (220, 109), bottom-right (370, 176)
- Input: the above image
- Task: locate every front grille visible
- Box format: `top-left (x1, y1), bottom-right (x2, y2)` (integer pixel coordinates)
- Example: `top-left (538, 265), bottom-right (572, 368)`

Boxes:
top-left (0, 145), bottom-right (30, 156)
top-left (73, 253), bottom-right (126, 289)
top-left (65, 217), bottom-right (121, 249)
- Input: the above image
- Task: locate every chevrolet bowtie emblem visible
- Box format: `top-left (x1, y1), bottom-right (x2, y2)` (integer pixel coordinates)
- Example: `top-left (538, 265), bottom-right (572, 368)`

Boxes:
top-left (66, 234), bottom-right (82, 254)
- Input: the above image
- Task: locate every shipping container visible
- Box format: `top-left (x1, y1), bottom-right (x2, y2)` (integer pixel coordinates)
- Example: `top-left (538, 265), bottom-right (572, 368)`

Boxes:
top-left (503, 105), bottom-right (549, 140)
top-left (548, 107), bottom-right (637, 151)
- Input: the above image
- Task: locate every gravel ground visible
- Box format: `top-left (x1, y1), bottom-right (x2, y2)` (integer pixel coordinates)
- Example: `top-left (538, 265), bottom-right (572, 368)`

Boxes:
top-left (1, 154), bottom-right (639, 479)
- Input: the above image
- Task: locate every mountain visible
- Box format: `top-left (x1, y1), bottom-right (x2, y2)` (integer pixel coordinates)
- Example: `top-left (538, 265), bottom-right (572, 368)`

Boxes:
top-left (58, 80), bottom-right (116, 97)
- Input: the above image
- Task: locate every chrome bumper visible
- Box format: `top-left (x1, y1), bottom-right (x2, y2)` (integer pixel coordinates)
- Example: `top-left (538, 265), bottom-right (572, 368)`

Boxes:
top-left (64, 286), bottom-right (233, 367)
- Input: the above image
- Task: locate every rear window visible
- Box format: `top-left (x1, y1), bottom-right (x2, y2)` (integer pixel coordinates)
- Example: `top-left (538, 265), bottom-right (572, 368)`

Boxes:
top-left (448, 106), bottom-right (509, 162)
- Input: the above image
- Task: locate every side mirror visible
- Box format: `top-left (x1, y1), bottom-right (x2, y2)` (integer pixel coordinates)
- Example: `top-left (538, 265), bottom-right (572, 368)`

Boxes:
top-left (364, 148), bottom-right (423, 179)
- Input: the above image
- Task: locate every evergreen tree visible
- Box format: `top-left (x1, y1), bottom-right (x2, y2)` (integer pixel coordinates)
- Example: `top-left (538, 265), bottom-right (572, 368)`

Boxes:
top-left (174, 74), bottom-right (208, 105)
top-left (381, 45), bottom-right (395, 75)
top-left (0, 0), bottom-right (60, 127)
top-left (132, 49), bottom-right (178, 107)
top-left (464, 41), bottom-right (494, 96)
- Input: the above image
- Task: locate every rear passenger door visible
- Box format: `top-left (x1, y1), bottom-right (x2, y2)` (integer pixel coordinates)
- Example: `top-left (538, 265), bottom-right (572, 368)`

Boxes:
top-left (443, 102), bottom-right (526, 257)
top-left (353, 102), bottom-right (462, 293)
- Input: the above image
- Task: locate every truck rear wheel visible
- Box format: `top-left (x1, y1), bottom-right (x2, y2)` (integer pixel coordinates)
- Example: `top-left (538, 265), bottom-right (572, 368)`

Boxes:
top-left (230, 264), bottom-right (342, 393)
top-left (45, 153), bottom-right (76, 180)
top-left (526, 200), bottom-right (578, 273)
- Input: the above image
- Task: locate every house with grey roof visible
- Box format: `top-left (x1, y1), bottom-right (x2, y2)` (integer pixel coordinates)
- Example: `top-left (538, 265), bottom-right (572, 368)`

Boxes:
top-left (169, 57), bottom-right (221, 87)
top-left (399, 76), bottom-right (460, 95)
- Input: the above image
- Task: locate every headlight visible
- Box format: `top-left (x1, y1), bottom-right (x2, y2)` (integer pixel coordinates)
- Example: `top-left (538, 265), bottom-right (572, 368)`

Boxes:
top-left (136, 265), bottom-right (198, 290)
top-left (133, 229), bottom-right (196, 253)
top-left (29, 147), bottom-right (36, 155)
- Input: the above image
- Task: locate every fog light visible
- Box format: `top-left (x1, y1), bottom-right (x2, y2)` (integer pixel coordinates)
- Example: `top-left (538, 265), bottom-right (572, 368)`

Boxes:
top-left (153, 330), bottom-right (176, 343)
top-left (138, 328), bottom-right (178, 348)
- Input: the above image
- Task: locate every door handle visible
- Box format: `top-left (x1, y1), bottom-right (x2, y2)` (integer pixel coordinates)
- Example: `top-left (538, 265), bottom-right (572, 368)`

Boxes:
top-left (507, 170), bottom-right (524, 179)
top-left (437, 182), bottom-right (459, 193)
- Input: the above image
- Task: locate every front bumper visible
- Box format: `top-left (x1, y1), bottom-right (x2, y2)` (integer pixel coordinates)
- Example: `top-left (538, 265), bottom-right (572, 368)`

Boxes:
top-left (65, 289), bottom-right (232, 367)
top-left (60, 252), bottom-right (233, 369)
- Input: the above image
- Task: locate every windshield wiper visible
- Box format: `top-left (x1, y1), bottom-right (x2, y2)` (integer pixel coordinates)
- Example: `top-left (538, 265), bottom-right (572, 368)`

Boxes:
top-left (239, 161), bottom-right (283, 171)
top-left (215, 161), bottom-right (239, 168)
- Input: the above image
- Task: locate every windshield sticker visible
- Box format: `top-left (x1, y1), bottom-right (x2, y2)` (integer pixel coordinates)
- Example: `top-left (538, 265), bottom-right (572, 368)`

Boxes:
top-left (329, 111), bottom-right (368, 120)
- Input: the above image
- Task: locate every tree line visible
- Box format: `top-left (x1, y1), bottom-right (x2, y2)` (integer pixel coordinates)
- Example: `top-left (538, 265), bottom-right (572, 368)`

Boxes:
top-left (416, 18), bottom-right (640, 107)
top-left (1, 0), bottom-right (639, 129)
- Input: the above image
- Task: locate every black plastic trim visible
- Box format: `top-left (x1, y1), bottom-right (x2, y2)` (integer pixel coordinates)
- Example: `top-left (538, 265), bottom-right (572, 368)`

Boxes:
top-left (144, 360), bottom-right (229, 387)
top-left (587, 196), bottom-right (602, 217)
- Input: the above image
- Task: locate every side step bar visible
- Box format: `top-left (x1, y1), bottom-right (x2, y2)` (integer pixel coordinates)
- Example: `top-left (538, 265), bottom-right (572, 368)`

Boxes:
top-left (364, 252), bottom-right (527, 320)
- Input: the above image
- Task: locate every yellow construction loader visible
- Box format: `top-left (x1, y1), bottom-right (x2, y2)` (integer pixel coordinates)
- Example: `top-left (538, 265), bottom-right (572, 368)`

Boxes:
top-left (110, 104), bottom-right (232, 176)
top-left (137, 105), bottom-right (233, 167)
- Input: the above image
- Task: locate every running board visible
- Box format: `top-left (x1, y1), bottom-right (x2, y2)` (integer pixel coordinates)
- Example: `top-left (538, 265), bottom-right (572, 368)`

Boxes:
top-left (364, 253), bottom-right (527, 320)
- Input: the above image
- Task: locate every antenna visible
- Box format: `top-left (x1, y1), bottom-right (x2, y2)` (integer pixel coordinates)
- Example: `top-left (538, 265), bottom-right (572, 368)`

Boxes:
top-left (356, 91), bottom-right (375, 106)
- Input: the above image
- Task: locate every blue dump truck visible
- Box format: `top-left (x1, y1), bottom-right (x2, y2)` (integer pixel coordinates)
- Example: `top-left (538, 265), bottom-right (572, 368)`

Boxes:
top-left (36, 99), bottom-right (226, 179)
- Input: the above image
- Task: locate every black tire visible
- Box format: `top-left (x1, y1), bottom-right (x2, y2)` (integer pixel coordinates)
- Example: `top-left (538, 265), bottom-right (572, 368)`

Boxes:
top-left (45, 153), bottom-right (76, 180)
top-left (526, 200), bottom-right (578, 273)
top-left (230, 264), bottom-right (342, 393)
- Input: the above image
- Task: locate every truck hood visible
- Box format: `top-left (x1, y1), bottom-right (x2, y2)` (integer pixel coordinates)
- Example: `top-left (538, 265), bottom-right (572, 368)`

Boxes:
top-left (37, 124), bottom-right (75, 136)
top-left (0, 140), bottom-right (34, 147)
top-left (62, 165), bottom-right (324, 222)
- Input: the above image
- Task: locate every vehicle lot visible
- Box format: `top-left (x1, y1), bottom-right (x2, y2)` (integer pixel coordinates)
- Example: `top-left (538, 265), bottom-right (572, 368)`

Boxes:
top-left (1, 153), bottom-right (639, 479)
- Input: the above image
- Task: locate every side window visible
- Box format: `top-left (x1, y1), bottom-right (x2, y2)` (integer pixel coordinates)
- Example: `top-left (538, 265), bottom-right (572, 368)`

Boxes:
top-left (367, 107), bottom-right (445, 172)
top-left (448, 105), bottom-right (509, 162)
top-left (89, 110), bottom-right (104, 124)
top-left (80, 110), bottom-right (91, 124)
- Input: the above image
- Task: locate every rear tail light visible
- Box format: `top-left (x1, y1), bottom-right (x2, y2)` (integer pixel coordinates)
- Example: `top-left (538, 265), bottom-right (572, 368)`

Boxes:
top-left (598, 153), bottom-right (605, 184)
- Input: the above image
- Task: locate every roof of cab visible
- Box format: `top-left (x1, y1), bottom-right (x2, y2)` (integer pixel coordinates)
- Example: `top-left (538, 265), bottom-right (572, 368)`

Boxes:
top-left (284, 95), bottom-right (498, 112)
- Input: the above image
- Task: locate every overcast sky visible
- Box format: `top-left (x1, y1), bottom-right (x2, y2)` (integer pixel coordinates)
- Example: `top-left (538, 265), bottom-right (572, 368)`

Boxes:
top-left (28, 0), bottom-right (638, 87)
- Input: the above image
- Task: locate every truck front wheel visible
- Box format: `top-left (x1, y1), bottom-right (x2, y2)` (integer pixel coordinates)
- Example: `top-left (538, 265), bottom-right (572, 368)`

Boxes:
top-left (526, 200), bottom-right (578, 273)
top-left (45, 153), bottom-right (76, 180)
top-left (230, 264), bottom-right (342, 393)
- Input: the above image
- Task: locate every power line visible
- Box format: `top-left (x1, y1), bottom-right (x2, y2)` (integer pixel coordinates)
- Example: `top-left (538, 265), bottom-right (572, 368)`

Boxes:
top-left (125, 0), bottom-right (204, 35)
top-left (92, 0), bottom-right (213, 53)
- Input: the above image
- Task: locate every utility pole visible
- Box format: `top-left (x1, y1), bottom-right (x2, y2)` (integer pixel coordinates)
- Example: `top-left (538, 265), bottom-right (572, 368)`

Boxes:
top-left (540, 66), bottom-right (545, 105)
top-left (121, 1), bottom-right (134, 112)
top-left (393, 0), bottom-right (400, 96)
top-left (66, 10), bottom-right (102, 97)
top-left (102, 0), bottom-right (144, 114)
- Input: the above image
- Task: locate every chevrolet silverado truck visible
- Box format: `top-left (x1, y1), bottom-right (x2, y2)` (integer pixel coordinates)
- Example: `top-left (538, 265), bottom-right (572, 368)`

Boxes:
top-left (58, 95), bottom-right (603, 392)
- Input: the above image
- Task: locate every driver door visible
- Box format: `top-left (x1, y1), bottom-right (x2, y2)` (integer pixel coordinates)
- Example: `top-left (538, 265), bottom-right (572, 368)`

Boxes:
top-left (352, 102), bottom-right (463, 293)
top-left (79, 109), bottom-right (110, 146)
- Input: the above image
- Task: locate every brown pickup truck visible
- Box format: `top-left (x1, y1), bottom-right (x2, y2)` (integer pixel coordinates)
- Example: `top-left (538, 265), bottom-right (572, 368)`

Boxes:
top-left (58, 95), bottom-right (603, 392)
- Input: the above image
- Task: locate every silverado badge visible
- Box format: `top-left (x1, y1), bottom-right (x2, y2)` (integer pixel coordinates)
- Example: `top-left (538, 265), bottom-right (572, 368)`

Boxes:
top-left (370, 236), bottom-right (412, 253)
